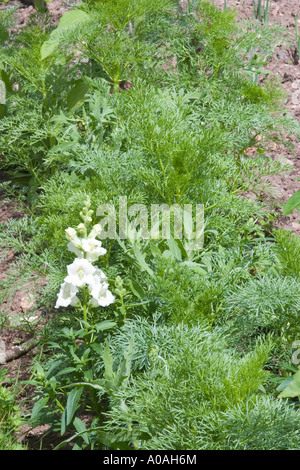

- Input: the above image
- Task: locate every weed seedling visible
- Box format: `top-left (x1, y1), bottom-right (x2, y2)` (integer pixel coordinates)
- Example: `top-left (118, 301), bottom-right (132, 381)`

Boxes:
top-left (252, 0), bottom-right (272, 25)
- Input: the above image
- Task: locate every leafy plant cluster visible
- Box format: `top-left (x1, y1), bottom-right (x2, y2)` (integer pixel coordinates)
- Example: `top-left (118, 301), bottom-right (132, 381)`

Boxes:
top-left (0, 0), bottom-right (300, 450)
top-left (0, 370), bottom-right (25, 450)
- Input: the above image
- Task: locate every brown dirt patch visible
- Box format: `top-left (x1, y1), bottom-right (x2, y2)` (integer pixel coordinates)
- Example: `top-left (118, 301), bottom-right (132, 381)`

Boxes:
top-left (208, 0), bottom-right (300, 234)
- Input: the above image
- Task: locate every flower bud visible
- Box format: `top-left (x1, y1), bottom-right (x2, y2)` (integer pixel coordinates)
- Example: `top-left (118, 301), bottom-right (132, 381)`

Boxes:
top-left (65, 227), bottom-right (77, 241)
top-left (89, 224), bottom-right (102, 238)
top-left (115, 276), bottom-right (123, 288)
top-left (77, 223), bottom-right (86, 232)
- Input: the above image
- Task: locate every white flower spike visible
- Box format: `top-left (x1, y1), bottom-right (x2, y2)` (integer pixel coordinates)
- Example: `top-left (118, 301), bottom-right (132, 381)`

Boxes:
top-left (55, 203), bottom-right (115, 312)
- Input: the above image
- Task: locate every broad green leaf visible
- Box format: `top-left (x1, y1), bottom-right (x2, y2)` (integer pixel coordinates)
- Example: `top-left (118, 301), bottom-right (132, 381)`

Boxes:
top-left (31, 397), bottom-right (49, 421)
top-left (104, 342), bottom-right (115, 382)
top-left (56, 9), bottom-right (90, 30)
top-left (84, 369), bottom-right (93, 382)
top-left (166, 236), bottom-right (182, 261)
top-left (149, 242), bottom-right (161, 258)
top-left (55, 366), bottom-right (78, 378)
top-left (34, 361), bottom-right (45, 376)
top-left (54, 427), bottom-right (150, 450)
top-left (90, 343), bottom-right (103, 356)
top-left (1, 70), bottom-right (12, 92)
top-left (41, 39), bottom-right (59, 61)
top-left (72, 442), bottom-right (84, 450)
top-left (61, 408), bottom-right (67, 435)
top-left (278, 369), bottom-right (300, 398)
top-left (73, 417), bottom-right (89, 444)
top-left (128, 279), bottom-right (145, 300)
top-left (283, 189), bottom-right (300, 216)
top-left (133, 243), bottom-right (154, 277)
top-left (41, 9), bottom-right (90, 59)
top-left (276, 376), bottom-right (294, 392)
top-left (67, 80), bottom-right (90, 110)
top-left (0, 25), bottom-right (8, 46)
top-left (44, 358), bottom-right (66, 378)
top-left (0, 80), bottom-right (6, 105)
top-left (182, 261), bottom-right (208, 275)
top-left (95, 320), bottom-right (116, 332)
top-left (33, 0), bottom-right (47, 11)
top-left (66, 386), bottom-right (83, 426)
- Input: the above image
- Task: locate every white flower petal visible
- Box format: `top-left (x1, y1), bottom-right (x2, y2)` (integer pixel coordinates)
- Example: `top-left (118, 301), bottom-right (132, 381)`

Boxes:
top-left (89, 224), bottom-right (102, 238)
top-left (81, 238), bottom-right (106, 261)
top-left (65, 258), bottom-right (96, 287)
top-left (67, 240), bottom-right (84, 257)
top-left (89, 282), bottom-right (115, 308)
top-left (93, 268), bottom-right (107, 282)
top-left (55, 282), bottom-right (79, 308)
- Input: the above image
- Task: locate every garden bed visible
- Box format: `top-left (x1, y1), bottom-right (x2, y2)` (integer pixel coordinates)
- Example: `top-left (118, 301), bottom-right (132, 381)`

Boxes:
top-left (1, 0), bottom-right (300, 451)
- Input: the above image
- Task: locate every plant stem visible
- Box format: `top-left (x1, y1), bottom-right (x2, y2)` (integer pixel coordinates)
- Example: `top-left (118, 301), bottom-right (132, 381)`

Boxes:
top-left (82, 287), bottom-right (88, 331)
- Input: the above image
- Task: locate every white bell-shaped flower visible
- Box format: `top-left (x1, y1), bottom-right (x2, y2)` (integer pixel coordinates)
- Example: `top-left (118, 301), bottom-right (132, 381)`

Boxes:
top-left (89, 281), bottom-right (115, 308)
top-left (88, 224), bottom-right (102, 238)
top-left (67, 239), bottom-right (83, 257)
top-left (64, 258), bottom-right (96, 287)
top-left (55, 282), bottom-right (80, 309)
top-left (81, 238), bottom-right (107, 262)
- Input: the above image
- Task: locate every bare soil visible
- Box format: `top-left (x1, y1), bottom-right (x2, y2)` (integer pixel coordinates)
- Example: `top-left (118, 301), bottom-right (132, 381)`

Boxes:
top-left (0, 0), bottom-right (299, 450)
top-left (210, 0), bottom-right (300, 234)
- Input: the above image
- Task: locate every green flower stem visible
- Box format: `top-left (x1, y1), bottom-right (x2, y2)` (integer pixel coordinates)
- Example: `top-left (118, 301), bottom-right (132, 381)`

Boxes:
top-left (82, 287), bottom-right (89, 335)
top-left (79, 41), bottom-right (114, 84)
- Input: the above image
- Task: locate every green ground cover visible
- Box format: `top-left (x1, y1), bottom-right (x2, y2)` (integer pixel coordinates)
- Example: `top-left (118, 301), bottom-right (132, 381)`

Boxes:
top-left (0, 0), bottom-right (300, 450)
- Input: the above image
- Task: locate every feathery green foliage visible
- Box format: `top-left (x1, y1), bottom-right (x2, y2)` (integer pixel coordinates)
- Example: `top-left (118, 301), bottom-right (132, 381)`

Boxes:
top-left (1, 0), bottom-right (300, 450)
top-left (0, 370), bottom-right (26, 450)
top-left (102, 322), bottom-right (300, 450)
